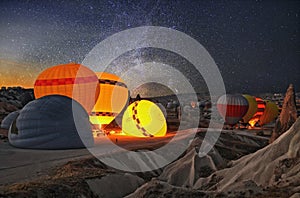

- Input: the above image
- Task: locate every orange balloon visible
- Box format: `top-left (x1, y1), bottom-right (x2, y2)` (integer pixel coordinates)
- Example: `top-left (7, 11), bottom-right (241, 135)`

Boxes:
top-left (34, 63), bottom-right (100, 112)
top-left (248, 97), bottom-right (266, 127)
top-left (90, 72), bottom-right (129, 125)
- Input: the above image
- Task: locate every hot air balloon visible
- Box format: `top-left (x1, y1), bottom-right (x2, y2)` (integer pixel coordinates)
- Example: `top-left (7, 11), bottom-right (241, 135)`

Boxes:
top-left (242, 95), bottom-right (258, 123)
top-left (258, 100), bottom-right (279, 126)
top-left (89, 72), bottom-right (129, 128)
top-left (248, 98), bottom-right (279, 127)
top-left (1, 110), bottom-right (19, 130)
top-left (248, 97), bottom-right (266, 127)
top-left (217, 94), bottom-right (249, 126)
top-left (34, 63), bottom-right (100, 112)
top-left (122, 100), bottom-right (167, 137)
top-left (8, 95), bottom-right (94, 149)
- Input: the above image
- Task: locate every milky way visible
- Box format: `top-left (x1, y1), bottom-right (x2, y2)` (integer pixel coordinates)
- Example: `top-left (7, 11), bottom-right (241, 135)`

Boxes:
top-left (0, 0), bottom-right (299, 93)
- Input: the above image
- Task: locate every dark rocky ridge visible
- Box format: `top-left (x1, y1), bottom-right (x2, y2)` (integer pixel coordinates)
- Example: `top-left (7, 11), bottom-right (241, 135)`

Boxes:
top-left (0, 87), bottom-right (34, 122)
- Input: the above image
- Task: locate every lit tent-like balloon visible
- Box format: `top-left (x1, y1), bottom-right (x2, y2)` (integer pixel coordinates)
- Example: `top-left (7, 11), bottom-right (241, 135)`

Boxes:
top-left (8, 95), bottom-right (94, 149)
top-left (89, 72), bottom-right (129, 127)
top-left (217, 94), bottom-right (249, 125)
top-left (122, 100), bottom-right (167, 137)
top-left (248, 97), bottom-right (266, 127)
top-left (242, 94), bottom-right (258, 123)
top-left (34, 63), bottom-right (100, 112)
top-left (255, 100), bottom-right (279, 126)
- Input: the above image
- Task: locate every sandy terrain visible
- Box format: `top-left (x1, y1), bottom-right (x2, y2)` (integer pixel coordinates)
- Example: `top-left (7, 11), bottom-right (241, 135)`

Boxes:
top-left (0, 129), bottom-right (192, 185)
top-left (0, 126), bottom-right (274, 197)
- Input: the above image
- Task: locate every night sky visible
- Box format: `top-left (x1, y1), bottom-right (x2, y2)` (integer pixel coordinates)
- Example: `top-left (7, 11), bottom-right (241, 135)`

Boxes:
top-left (0, 0), bottom-right (299, 94)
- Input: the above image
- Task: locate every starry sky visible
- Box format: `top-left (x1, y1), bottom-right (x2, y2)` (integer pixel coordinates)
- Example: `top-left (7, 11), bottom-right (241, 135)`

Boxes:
top-left (0, 0), bottom-right (299, 94)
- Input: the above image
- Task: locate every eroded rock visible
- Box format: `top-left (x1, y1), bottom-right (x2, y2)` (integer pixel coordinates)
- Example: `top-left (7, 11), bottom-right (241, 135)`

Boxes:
top-left (270, 84), bottom-right (297, 143)
top-left (86, 173), bottom-right (145, 198)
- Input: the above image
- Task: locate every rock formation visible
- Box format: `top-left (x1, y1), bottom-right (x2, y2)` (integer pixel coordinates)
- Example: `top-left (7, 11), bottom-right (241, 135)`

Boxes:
top-left (0, 87), bottom-right (34, 122)
top-left (159, 138), bottom-right (226, 188)
top-left (156, 129), bottom-right (268, 189)
top-left (86, 173), bottom-right (145, 198)
top-left (126, 179), bottom-right (210, 198)
top-left (270, 84), bottom-right (297, 143)
top-left (193, 118), bottom-right (300, 197)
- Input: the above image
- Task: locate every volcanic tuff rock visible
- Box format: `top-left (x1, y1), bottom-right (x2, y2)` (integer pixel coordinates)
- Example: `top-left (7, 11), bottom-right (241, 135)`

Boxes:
top-left (270, 84), bottom-right (297, 143)
top-left (194, 118), bottom-right (300, 196)
top-left (125, 179), bottom-right (210, 198)
top-left (159, 138), bottom-right (226, 188)
top-left (86, 173), bottom-right (145, 198)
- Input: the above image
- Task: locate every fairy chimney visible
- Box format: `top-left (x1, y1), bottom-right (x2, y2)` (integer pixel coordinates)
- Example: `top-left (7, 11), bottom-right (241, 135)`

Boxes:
top-left (270, 84), bottom-right (297, 143)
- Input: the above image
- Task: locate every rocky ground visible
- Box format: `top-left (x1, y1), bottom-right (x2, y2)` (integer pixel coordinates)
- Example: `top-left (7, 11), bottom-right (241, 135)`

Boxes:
top-left (0, 124), bottom-right (287, 198)
top-left (0, 87), bottom-right (34, 122)
top-left (1, 87), bottom-right (299, 197)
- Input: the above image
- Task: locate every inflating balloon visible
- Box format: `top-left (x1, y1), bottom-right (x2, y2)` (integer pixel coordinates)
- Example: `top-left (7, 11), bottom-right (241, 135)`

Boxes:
top-left (122, 100), bottom-right (167, 137)
top-left (34, 63), bottom-right (100, 112)
top-left (89, 72), bottom-right (129, 126)
top-left (248, 97), bottom-right (266, 127)
top-left (248, 98), bottom-right (279, 127)
top-left (258, 100), bottom-right (279, 126)
top-left (217, 94), bottom-right (249, 125)
top-left (242, 94), bottom-right (258, 123)
top-left (8, 95), bottom-right (94, 149)
top-left (0, 111), bottom-right (19, 130)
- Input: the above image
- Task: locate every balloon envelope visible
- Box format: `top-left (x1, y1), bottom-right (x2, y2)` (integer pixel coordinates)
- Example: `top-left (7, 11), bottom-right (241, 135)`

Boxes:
top-left (1, 111), bottom-right (19, 130)
top-left (242, 95), bottom-right (258, 123)
top-left (89, 72), bottom-right (129, 125)
top-left (217, 94), bottom-right (249, 125)
top-left (248, 97), bottom-right (266, 127)
top-left (34, 63), bottom-right (100, 112)
top-left (8, 95), bottom-right (94, 149)
top-left (259, 100), bottom-right (279, 126)
top-left (122, 100), bottom-right (167, 137)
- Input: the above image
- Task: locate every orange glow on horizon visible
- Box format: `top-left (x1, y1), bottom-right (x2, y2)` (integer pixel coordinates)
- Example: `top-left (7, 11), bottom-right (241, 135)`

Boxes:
top-left (0, 74), bottom-right (36, 88)
top-left (1, 82), bottom-right (34, 89)
top-left (0, 59), bottom-right (41, 88)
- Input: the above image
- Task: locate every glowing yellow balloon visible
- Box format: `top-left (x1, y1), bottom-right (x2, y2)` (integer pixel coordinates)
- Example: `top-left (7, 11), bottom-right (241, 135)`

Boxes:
top-left (242, 94), bottom-right (258, 123)
top-left (122, 100), bottom-right (167, 137)
top-left (259, 100), bottom-right (279, 126)
top-left (89, 72), bottom-right (129, 125)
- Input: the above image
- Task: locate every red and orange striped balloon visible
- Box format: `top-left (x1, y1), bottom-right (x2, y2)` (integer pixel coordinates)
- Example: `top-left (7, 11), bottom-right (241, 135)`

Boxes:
top-left (34, 63), bottom-right (100, 112)
top-left (248, 97), bottom-right (266, 127)
top-left (217, 94), bottom-right (249, 125)
top-left (248, 98), bottom-right (278, 127)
